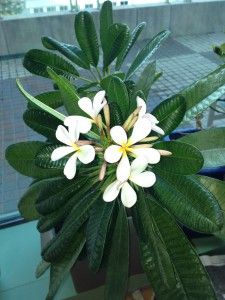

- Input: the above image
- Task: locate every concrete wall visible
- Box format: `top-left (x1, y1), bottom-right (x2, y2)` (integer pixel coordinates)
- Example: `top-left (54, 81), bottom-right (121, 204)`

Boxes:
top-left (1, 1), bottom-right (225, 56)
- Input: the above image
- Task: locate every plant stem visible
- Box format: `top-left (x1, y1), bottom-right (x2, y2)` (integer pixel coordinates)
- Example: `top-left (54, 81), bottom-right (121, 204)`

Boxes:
top-left (95, 67), bottom-right (102, 80)
top-left (89, 68), bottom-right (100, 82)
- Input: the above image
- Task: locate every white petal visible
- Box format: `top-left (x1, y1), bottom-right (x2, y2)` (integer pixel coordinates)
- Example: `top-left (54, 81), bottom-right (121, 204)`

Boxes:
top-left (116, 154), bottom-right (131, 182)
top-left (104, 145), bottom-right (122, 163)
top-left (93, 90), bottom-right (107, 116)
top-left (130, 171), bottom-right (156, 188)
top-left (103, 180), bottom-right (121, 202)
top-left (64, 116), bottom-right (92, 134)
top-left (110, 126), bottom-right (127, 145)
top-left (136, 96), bottom-right (146, 117)
top-left (77, 145), bottom-right (95, 164)
top-left (144, 113), bottom-right (159, 124)
top-left (51, 146), bottom-right (74, 161)
top-left (56, 125), bottom-right (72, 146)
top-left (131, 156), bottom-right (148, 175)
top-left (132, 148), bottom-right (161, 164)
top-left (63, 153), bottom-right (78, 180)
top-left (129, 119), bottom-right (152, 145)
top-left (121, 182), bottom-right (137, 208)
top-left (78, 97), bottom-right (95, 118)
top-left (152, 124), bottom-right (165, 135)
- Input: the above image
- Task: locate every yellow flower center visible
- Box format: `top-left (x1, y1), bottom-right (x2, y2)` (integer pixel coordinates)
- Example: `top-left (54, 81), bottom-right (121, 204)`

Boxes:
top-left (71, 143), bottom-right (80, 152)
top-left (119, 142), bottom-right (133, 155)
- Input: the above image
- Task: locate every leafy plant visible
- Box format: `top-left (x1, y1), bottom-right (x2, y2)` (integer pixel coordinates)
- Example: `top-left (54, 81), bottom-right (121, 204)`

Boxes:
top-left (5, 1), bottom-right (225, 300)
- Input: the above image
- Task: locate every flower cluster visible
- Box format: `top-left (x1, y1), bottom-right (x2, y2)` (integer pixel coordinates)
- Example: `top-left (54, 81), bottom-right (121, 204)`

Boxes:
top-left (51, 91), bottom-right (169, 208)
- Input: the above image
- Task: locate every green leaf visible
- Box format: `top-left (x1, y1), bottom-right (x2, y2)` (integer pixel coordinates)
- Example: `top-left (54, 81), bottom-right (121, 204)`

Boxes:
top-left (103, 23), bottom-right (130, 70)
top-left (100, 0), bottom-right (113, 52)
top-left (18, 180), bottom-right (49, 220)
top-left (181, 64), bottom-right (225, 121)
top-left (152, 172), bottom-right (223, 233)
top-left (42, 188), bottom-right (100, 262)
top-left (35, 144), bottom-right (68, 170)
top-left (46, 230), bottom-right (85, 300)
top-left (5, 142), bottom-right (62, 179)
top-left (17, 80), bottom-right (65, 122)
top-left (87, 199), bottom-right (115, 272)
top-left (152, 94), bottom-right (186, 136)
top-left (47, 68), bottom-right (82, 116)
top-left (116, 22), bottom-right (146, 70)
top-left (36, 177), bottom-right (86, 215)
top-left (42, 36), bottom-right (90, 69)
top-left (74, 11), bottom-right (99, 66)
top-left (104, 203), bottom-right (129, 300)
top-left (154, 141), bottom-right (204, 175)
top-left (179, 127), bottom-right (225, 168)
top-left (134, 61), bottom-right (157, 98)
top-left (132, 191), bottom-right (217, 300)
top-left (23, 49), bottom-right (79, 78)
top-left (28, 91), bottom-right (63, 110)
top-left (196, 175), bottom-right (225, 239)
top-left (36, 260), bottom-right (50, 279)
top-left (23, 109), bottom-right (62, 140)
top-left (103, 76), bottom-right (129, 119)
top-left (108, 102), bottom-right (124, 126)
top-left (126, 30), bottom-right (170, 79)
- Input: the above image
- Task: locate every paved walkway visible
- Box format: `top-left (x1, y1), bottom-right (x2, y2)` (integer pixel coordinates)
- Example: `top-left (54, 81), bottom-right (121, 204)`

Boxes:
top-left (1, 32), bottom-right (225, 215)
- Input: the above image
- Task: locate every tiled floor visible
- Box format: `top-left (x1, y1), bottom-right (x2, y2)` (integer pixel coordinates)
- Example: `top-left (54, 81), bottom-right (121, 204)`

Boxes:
top-left (1, 32), bottom-right (225, 215)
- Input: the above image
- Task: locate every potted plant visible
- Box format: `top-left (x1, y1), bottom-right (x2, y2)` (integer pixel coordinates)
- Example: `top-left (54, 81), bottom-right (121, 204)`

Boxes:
top-left (5, 1), bottom-right (225, 299)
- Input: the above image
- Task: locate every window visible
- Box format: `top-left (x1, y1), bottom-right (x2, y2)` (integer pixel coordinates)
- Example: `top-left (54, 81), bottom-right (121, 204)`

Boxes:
top-left (33, 7), bottom-right (43, 13)
top-left (47, 6), bottom-right (56, 12)
top-left (112, 2), bottom-right (117, 5)
top-left (120, 1), bottom-right (128, 5)
top-left (60, 5), bottom-right (68, 11)
top-left (85, 4), bottom-right (93, 9)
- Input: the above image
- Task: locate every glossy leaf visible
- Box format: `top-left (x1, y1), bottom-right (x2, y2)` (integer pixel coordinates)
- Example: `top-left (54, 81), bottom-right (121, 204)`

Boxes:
top-left (179, 127), bottom-right (225, 168)
top-left (42, 188), bottom-right (100, 262)
top-left (104, 203), bottom-right (129, 300)
top-left (47, 68), bottom-right (82, 116)
top-left (17, 80), bottom-right (65, 122)
top-left (154, 141), bottom-right (204, 175)
top-left (42, 36), bottom-right (90, 69)
top-left (132, 191), bottom-right (217, 300)
top-left (197, 175), bottom-right (225, 239)
top-left (152, 172), bottom-right (223, 233)
top-left (46, 230), bottom-right (85, 300)
top-left (126, 30), bottom-right (170, 79)
top-left (35, 144), bottom-right (68, 170)
top-left (74, 11), bottom-right (99, 66)
top-left (18, 180), bottom-right (48, 220)
top-left (181, 63), bottom-right (225, 121)
top-left (28, 91), bottom-right (63, 110)
top-left (103, 23), bottom-right (130, 70)
top-left (116, 22), bottom-right (146, 70)
top-left (100, 0), bottom-right (113, 52)
top-left (23, 109), bottom-right (62, 140)
top-left (108, 102), bottom-right (124, 126)
top-left (5, 141), bottom-right (62, 179)
top-left (152, 94), bottom-right (186, 136)
top-left (135, 61), bottom-right (158, 98)
top-left (36, 177), bottom-right (86, 215)
top-left (87, 199), bottom-right (115, 272)
top-left (23, 49), bottom-right (79, 78)
top-left (103, 76), bottom-right (129, 119)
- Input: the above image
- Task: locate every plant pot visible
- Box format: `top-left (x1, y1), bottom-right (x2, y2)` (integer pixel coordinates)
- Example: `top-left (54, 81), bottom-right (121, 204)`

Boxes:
top-left (71, 218), bottom-right (143, 293)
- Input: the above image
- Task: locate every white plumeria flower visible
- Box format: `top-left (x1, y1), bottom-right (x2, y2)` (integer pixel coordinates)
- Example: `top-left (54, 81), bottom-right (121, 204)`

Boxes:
top-left (103, 157), bottom-right (156, 208)
top-left (51, 124), bottom-right (95, 180)
top-left (78, 90), bottom-right (107, 122)
top-left (104, 119), bottom-right (160, 182)
top-left (137, 96), bottom-right (165, 135)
